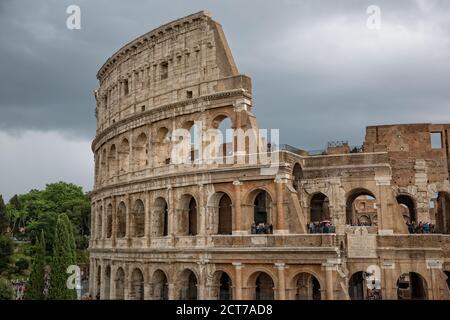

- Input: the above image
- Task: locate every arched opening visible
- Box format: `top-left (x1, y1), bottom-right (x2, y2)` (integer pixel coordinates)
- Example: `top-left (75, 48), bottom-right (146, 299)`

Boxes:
top-left (155, 127), bottom-right (171, 166)
top-left (180, 270), bottom-right (198, 300)
top-left (97, 206), bottom-right (103, 239)
top-left (252, 272), bottom-right (275, 300)
top-left (133, 133), bottom-right (148, 170)
top-left (119, 138), bottom-right (130, 173)
top-left (349, 271), bottom-right (367, 300)
top-left (397, 272), bottom-right (428, 300)
top-left (310, 193), bottom-right (330, 222)
top-left (396, 195), bottom-right (417, 229)
top-left (115, 268), bottom-right (125, 300)
top-left (96, 265), bottom-right (101, 298)
top-left (346, 189), bottom-right (376, 226)
top-left (154, 197), bottom-right (169, 237)
top-left (130, 268), bottom-right (144, 300)
top-left (294, 272), bottom-right (321, 300)
top-left (152, 270), bottom-right (168, 300)
top-left (132, 199), bottom-right (145, 238)
top-left (444, 271), bottom-right (450, 291)
top-left (252, 190), bottom-right (273, 233)
top-left (436, 192), bottom-right (450, 234)
top-left (216, 272), bottom-right (232, 300)
top-left (106, 204), bottom-right (113, 239)
top-left (104, 265), bottom-right (111, 300)
top-left (218, 194), bottom-right (232, 235)
top-left (292, 163), bottom-right (302, 191)
top-left (101, 149), bottom-right (107, 181)
top-left (108, 144), bottom-right (117, 178)
top-left (212, 115), bottom-right (233, 160)
top-left (179, 195), bottom-right (197, 236)
top-left (117, 202), bottom-right (127, 238)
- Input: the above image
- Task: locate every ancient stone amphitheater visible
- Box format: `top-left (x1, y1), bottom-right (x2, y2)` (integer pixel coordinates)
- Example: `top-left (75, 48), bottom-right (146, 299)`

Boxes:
top-left (89, 11), bottom-right (450, 300)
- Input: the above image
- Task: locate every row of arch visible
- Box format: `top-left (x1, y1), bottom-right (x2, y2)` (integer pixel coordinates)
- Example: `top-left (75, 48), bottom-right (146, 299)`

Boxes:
top-left (95, 266), bottom-right (322, 300)
top-left (95, 264), bottom-right (447, 300)
top-left (94, 189), bottom-right (277, 239)
top-left (95, 115), bottom-right (234, 183)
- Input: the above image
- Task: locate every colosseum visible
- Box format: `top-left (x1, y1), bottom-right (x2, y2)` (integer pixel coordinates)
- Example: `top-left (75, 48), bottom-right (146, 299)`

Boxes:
top-left (89, 11), bottom-right (450, 300)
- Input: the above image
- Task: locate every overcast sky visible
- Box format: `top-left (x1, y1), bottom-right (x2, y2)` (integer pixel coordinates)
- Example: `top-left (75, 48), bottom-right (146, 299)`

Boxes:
top-left (1, 0), bottom-right (450, 200)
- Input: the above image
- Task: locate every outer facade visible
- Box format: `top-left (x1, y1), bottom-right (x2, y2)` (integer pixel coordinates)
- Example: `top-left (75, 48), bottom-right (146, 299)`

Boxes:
top-left (89, 11), bottom-right (450, 300)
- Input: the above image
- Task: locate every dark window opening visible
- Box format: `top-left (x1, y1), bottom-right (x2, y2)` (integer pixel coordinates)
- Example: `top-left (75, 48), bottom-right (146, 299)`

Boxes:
top-left (161, 62), bottom-right (168, 80)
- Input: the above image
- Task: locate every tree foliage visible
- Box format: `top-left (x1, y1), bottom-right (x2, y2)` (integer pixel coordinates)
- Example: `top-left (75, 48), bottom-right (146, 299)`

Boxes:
top-left (48, 214), bottom-right (77, 300)
top-left (0, 235), bottom-right (13, 273)
top-left (25, 231), bottom-right (47, 300)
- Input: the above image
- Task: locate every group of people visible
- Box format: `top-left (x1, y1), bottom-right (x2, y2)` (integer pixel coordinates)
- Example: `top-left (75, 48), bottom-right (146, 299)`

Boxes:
top-left (307, 221), bottom-right (335, 234)
top-left (407, 221), bottom-right (436, 234)
top-left (350, 222), bottom-right (373, 227)
top-left (11, 279), bottom-right (27, 300)
top-left (251, 222), bottom-right (273, 234)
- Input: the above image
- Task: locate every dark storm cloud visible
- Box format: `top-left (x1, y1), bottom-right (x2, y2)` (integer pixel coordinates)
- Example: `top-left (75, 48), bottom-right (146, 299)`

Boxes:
top-left (1, 0), bottom-right (450, 198)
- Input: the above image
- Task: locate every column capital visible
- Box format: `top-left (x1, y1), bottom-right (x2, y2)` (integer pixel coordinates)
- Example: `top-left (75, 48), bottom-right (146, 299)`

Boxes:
top-left (232, 262), bottom-right (243, 269)
top-left (274, 263), bottom-right (286, 269)
top-left (233, 180), bottom-right (243, 186)
top-left (274, 174), bottom-right (290, 183)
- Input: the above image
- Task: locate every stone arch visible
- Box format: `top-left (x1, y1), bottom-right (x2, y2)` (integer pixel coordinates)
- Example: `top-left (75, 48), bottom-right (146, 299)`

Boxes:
top-left (179, 194), bottom-right (198, 236)
top-left (179, 269), bottom-right (198, 300)
top-left (436, 192), bottom-right (450, 234)
top-left (212, 114), bottom-right (233, 158)
top-left (151, 269), bottom-right (169, 300)
top-left (396, 194), bottom-right (417, 225)
top-left (397, 272), bottom-right (428, 300)
top-left (117, 201), bottom-right (127, 238)
top-left (115, 267), bottom-right (125, 300)
top-left (209, 192), bottom-right (233, 235)
top-left (104, 265), bottom-right (111, 299)
top-left (348, 271), bottom-right (367, 300)
top-left (108, 144), bottom-right (117, 177)
top-left (246, 189), bottom-right (274, 230)
top-left (131, 199), bottom-right (145, 238)
top-left (247, 271), bottom-right (275, 300)
top-left (119, 138), bottom-right (130, 173)
top-left (153, 197), bottom-right (169, 236)
top-left (101, 149), bottom-right (107, 180)
top-left (292, 272), bottom-right (321, 300)
top-left (292, 163), bottom-right (303, 191)
top-left (106, 203), bottom-right (113, 238)
top-left (133, 132), bottom-right (148, 170)
top-left (97, 205), bottom-right (103, 239)
top-left (346, 188), bottom-right (377, 225)
top-left (96, 265), bottom-right (101, 298)
top-left (212, 270), bottom-right (233, 300)
top-left (309, 192), bottom-right (330, 223)
top-left (155, 127), bottom-right (171, 166)
top-left (130, 268), bottom-right (144, 300)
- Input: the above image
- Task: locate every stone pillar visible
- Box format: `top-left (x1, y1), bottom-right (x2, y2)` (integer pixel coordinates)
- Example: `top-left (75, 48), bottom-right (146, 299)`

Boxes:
top-left (126, 194), bottom-right (132, 245)
top-left (91, 203), bottom-right (96, 244)
top-left (110, 265), bottom-right (116, 300)
top-left (275, 263), bottom-right (286, 300)
top-left (427, 259), bottom-right (444, 300)
top-left (168, 186), bottom-right (176, 237)
top-left (274, 175), bottom-right (289, 234)
top-left (124, 264), bottom-right (130, 300)
top-left (168, 283), bottom-right (177, 300)
top-left (381, 261), bottom-right (396, 299)
top-left (144, 266), bottom-right (151, 300)
top-left (89, 258), bottom-right (95, 296)
top-left (112, 196), bottom-right (117, 247)
top-left (233, 181), bottom-right (244, 235)
top-left (99, 259), bottom-right (105, 299)
top-left (323, 263), bottom-right (334, 300)
top-left (145, 191), bottom-right (151, 246)
top-left (233, 262), bottom-right (243, 300)
top-left (101, 199), bottom-right (106, 242)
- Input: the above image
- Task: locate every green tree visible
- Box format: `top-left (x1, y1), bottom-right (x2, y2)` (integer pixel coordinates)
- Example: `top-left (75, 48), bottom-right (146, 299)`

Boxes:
top-left (0, 235), bottom-right (13, 272)
top-left (25, 231), bottom-right (47, 300)
top-left (48, 214), bottom-right (77, 300)
top-left (0, 279), bottom-right (14, 300)
top-left (0, 195), bottom-right (8, 234)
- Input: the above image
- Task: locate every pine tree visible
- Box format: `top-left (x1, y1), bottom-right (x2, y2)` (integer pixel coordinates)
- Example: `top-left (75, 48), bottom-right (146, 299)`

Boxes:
top-left (0, 195), bottom-right (8, 234)
top-left (48, 214), bottom-right (77, 300)
top-left (25, 230), bottom-right (47, 300)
